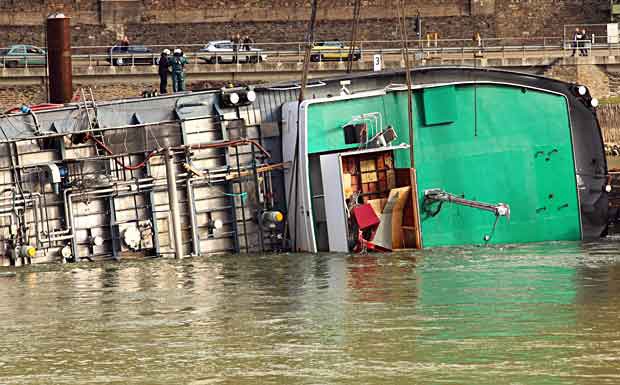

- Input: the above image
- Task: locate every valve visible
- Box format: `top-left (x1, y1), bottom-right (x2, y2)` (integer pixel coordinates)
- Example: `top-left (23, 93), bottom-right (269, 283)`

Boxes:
top-left (61, 244), bottom-right (72, 260)
top-left (19, 245), bottom-right (36, 258)
top-left (260, 210), bottom-right (283, 229)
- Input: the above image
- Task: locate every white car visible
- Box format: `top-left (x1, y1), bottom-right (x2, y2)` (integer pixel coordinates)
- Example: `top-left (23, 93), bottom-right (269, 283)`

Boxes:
top-left (199, 40), bottom-right (266, 64)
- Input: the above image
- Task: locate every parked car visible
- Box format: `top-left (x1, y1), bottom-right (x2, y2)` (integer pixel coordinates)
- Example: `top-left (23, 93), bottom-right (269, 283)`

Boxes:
top-left (107, 44), bottom-right (155, 66)
top-left (310, 41), bottom-right (360, 62)
top-left (199, 40), bottom-right (266, 64)
top-left (0, 45), bottom-right (47, 68)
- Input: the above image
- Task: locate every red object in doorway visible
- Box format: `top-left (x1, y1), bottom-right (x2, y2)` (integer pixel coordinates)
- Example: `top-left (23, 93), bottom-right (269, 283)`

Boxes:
top-left (351, 204), bottom-right (380, 231)
top-left (351, 203), bottom-right (389, 253)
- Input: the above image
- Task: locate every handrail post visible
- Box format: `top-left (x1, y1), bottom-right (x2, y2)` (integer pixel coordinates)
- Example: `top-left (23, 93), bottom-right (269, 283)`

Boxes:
top-left (360, 41), bottom-right (363, 61)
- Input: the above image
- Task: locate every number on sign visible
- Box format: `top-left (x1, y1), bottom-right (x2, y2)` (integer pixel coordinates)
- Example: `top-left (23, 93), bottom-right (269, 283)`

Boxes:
top-left (373, 54), bottom-right (382, 72)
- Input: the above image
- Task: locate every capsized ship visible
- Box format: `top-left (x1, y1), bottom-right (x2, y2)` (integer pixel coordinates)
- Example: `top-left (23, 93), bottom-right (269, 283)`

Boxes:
top-left (282, 67), bottom-right (607, 252)
top-left (0, 67), bottom-right (608, 265)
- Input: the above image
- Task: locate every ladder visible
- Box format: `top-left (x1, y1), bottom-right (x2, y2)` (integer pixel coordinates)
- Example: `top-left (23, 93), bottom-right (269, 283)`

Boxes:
top-left (76, 87), bottom-right (106, 156)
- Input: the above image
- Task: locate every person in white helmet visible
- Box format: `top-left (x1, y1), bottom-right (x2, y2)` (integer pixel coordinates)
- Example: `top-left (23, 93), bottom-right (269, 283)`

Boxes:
top-left (170, 48), bottom-right (188, 92)
top-left (158, 49), bottom-right (171, 94)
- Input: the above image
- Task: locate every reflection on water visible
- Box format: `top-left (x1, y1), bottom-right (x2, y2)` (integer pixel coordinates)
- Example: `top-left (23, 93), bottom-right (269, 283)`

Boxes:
top-left (2, 240), bottom-right (620, 384)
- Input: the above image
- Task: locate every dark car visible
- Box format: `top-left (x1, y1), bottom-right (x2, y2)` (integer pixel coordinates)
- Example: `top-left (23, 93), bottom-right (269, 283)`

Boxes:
top-left (107, 44), bottom-right (155, 66)
top-left (0, 45), bottom-right (47, 68)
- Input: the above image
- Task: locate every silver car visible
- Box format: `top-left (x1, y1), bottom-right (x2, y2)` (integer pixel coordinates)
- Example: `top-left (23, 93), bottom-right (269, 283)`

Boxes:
top-left (199, 40), bottom-right (266, 64)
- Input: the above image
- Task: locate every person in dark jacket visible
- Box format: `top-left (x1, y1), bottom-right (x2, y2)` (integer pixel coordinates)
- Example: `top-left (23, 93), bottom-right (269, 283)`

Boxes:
top-left (580, 28), bottom-right (589, 56)
top-left (170, 48), bottom-right (189, 92)
top-left (120, 35), bottom-right (129, 53)
top-left (243, 35), bottom-right (253, 51)
top-left (232, 33), bottom-right (241, 63)
top-left (571, 27), bottom-right (580, 57)
top-left (158, 49), bottom-right (170, 94)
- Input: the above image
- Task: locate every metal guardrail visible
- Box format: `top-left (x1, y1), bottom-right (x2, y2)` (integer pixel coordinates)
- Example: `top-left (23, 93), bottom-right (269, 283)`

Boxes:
top-left (3, 37), bottom-right (620, 69)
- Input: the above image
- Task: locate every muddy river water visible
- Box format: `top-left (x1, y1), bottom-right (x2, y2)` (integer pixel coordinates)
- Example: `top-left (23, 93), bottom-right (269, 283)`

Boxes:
top-left (2, 240), bottom-right (620, 384)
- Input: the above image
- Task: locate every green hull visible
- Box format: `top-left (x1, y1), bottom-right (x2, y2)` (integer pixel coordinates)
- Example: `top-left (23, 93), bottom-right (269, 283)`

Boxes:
top-left (305, 83), bottom-right (581, 247)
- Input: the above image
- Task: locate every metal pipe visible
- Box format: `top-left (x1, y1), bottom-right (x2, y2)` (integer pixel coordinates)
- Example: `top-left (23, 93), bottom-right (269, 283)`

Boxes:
top-left (251, 144), bottom-right (265, 252)
top-left (187, 178), bottom-right (200, 257)
top-left (47, 185), bottom-right (130, 238)
top-left (48, 177), bottom-right (182, 240)
top-left (32, 194), bottom-right (40, 248)
top-left (67, 192), bottom-right (78, 261)
top-left (165, 149), bottom-right (183, 259)
top-left (0, 192), bottom-right (44, 246)
top-left (46, 13), bottom-right (72, 103)
top-left (47, 234), bottom-right (74, 242)
top-left (1, 156), bottom-right (262, 252)
top-left (424, 189), bottom-right (511, 218)
top-left (0, 206), bottom-right (24, 214)
top-left (234, 146), bottom-right (249, 252)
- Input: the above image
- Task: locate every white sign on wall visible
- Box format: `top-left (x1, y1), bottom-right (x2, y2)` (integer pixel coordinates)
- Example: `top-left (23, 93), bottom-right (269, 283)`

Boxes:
top-left (608, 23), bottom-right (619, 44)
top-left (373, 54), bottom-right (383, 72)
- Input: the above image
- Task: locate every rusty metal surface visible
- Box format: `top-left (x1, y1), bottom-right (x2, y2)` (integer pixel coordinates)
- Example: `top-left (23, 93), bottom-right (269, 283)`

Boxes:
top-left (46, 15), bottom-right (72, 103)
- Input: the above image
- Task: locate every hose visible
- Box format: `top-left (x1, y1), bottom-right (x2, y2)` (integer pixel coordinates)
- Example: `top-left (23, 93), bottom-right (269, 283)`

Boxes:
top-left (87, 133), bottom-right (271, 171)
top-left (87, 133), bottom-right (158, 170)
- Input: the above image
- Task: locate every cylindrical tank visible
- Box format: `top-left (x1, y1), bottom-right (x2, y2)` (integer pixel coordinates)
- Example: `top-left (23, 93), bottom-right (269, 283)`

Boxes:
top-left (46, 13), bottom-right (72, 104)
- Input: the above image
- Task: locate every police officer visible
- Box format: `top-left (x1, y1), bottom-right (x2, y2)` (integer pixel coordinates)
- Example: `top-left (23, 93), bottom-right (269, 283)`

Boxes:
top-left (158, 49), bottom-right (171, 94)
top-left (170, 48), bottom-right (189, 92)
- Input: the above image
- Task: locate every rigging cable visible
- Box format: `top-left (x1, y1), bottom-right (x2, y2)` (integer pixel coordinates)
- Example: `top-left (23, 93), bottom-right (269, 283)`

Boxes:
top-left (396, 0), bottom-right (422, 248)
top-left (346, 0), bottom-right (362, 73)
top-left (396, 0), bottom-right (414, 167)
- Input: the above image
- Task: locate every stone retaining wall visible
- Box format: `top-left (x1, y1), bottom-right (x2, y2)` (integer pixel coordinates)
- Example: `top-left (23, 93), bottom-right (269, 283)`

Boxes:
top-left (544, 63), bottom-right (611, 100)
top-left (0, 0), bottom-right (610, 48)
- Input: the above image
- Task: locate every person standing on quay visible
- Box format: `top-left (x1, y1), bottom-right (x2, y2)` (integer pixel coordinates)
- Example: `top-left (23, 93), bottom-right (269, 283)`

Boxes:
top-left (571, 27), bottom-right (581, 57)
top-left (120, 35), bottom-right (130, 52)
top-left (243, 35), bottom-right (253, 51)
top-left (170, 48), bottom-right (188, 92)
top-left (580, 28), bottom-right (589, 56)
top-left (158, 49), bottom-right (170, 94)
top-left (232, 33), bottom-right (241, 63)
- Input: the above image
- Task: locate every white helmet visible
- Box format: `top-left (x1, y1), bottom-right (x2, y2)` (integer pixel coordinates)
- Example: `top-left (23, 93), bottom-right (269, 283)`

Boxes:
top-left (163, 49), bottom-right (171, 55)
top-left (173, 48), bottom-right (182, 54)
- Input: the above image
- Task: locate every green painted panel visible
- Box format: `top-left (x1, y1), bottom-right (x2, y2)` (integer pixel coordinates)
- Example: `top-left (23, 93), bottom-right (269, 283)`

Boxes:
top-left (411, 85), bottom-right (581, 247)
top-left (305, 92), bottom-right (412, 169)
top-left (307, 95), bottom-right (393, 154)
top-left (422, 85), bottom-right (457, 126)
top-left (302, 84), bottom-right (581, 248)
